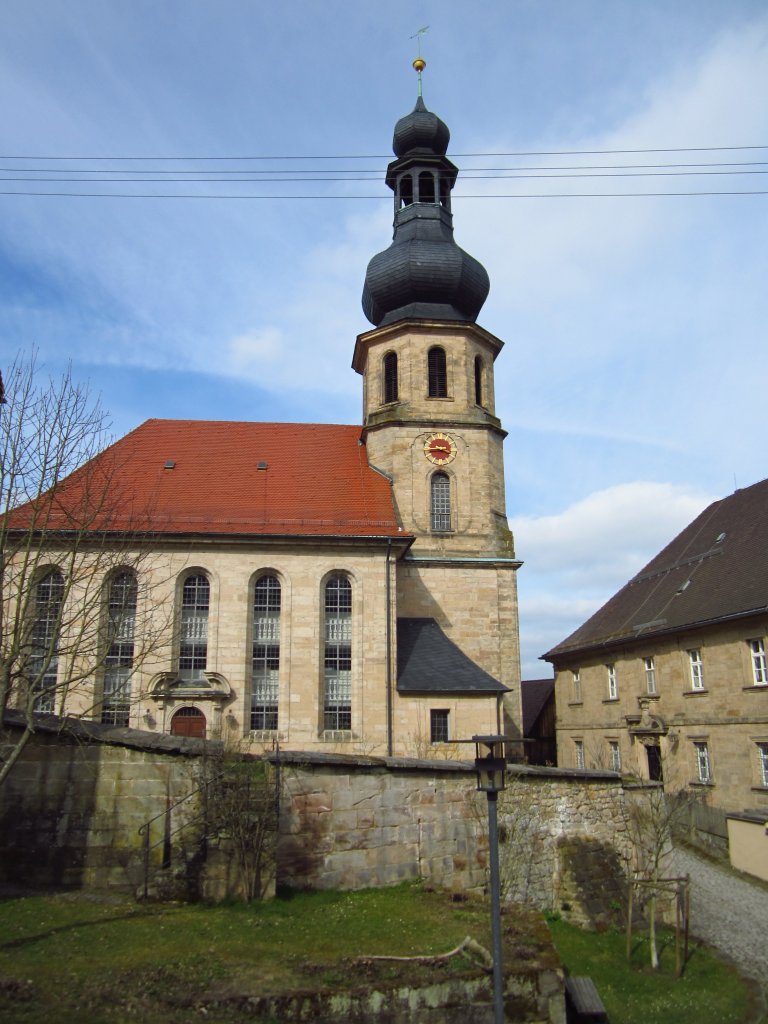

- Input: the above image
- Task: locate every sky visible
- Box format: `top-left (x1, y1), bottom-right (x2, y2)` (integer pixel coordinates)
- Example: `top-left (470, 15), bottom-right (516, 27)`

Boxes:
top-left (1, 1), bottom-right (767, 678)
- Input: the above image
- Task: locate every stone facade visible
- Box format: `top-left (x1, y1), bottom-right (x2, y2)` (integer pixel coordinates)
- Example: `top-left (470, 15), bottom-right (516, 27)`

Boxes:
top-left (552, 614), bottom-right (768, 820)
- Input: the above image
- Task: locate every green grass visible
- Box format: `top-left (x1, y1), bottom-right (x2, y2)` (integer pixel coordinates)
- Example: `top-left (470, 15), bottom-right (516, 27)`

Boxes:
top-left (0, 885), bottom-right (501, 1023)
top-left (547, 916), bottom-right (758, 1024)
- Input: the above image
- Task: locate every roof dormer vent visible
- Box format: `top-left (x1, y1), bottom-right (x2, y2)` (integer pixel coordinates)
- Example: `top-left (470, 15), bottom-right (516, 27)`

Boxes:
top-left (164, 460), bottom-right (176, 470)
top-left (257, 461), bottom-right (268, 471)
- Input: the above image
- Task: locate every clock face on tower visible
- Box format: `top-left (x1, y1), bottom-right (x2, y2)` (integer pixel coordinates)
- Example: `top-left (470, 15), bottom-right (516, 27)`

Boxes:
top-left (423, 432), bottom-right (457, 466)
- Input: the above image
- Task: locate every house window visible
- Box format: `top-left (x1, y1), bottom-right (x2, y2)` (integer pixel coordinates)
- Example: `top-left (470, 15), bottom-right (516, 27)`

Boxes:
top-left (474, 356), bottom-right (483, 407)
top-left (572, 669), bottom-right (582, 702)
top-left (252, 574), bottom-right (281, 731)
top-left (102, 571), bottom-right (137, 726)
top-left (607, 664), bottom-right (617, 700)
top-left (609, 741), bottom-right (621, 773)
top-left (427, 346), bottom-right (447, 398)
top-left (383, 352), bottom-right (398, 404)
top-left (757, 743), bottom-right (768, 787)
top-left (179, 574), bottom-right (209, 682)
top-left (324, 576), bottom-right (352, 731)
top-left (430, 709), bottom-right (449, 743)
top-left (688, 649), bottom-right (704, 690)
top-left (431, 472), bottom-right (452, 532)
top-left (30, 569), bottom-right (64, 713)
top-left (749, 639), bottom-right (767, 685)
top-left (644, 656), bottom-right (657, 695)
top-left (694, 741), bottom-right (712, 783)
top-left (574, 740), bottom-right (585, 770)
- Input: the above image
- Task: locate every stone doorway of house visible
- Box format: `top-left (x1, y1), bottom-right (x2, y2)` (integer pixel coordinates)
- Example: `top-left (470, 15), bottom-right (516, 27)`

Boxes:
top-left (646, 742), bottom-right (663, 781)
top-left (170, 706), bottom-right (206, 738)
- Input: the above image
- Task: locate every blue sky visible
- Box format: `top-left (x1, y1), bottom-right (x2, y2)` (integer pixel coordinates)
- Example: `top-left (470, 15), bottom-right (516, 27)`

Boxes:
top-left (2, 1), bottom-right (767, 677)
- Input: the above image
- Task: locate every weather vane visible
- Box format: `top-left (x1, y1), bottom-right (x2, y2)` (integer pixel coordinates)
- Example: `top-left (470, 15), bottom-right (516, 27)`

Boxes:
top-left (410, 25), bottom-right (429, 96)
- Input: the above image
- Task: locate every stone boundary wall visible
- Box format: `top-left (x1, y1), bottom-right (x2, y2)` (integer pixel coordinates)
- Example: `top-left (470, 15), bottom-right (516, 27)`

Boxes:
top-left (0, 714), bottom-right (628, 921)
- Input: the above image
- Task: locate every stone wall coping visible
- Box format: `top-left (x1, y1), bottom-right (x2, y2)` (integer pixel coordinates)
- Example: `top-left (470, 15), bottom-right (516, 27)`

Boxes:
top-left (2, 712), bottom-right (622, 784)
top-left (726, 809), bottom-right (768, 824)
top-left (2, 710), bottom-right (218, 759)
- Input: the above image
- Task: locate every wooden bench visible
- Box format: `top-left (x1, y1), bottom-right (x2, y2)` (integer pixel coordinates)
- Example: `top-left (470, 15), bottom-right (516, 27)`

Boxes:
top-left (565, 975), bottom-right (608, 1022)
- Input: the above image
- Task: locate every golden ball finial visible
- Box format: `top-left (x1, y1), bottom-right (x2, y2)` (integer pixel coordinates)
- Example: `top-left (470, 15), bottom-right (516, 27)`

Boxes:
top-left (413, 57), bottom-right (426, 74)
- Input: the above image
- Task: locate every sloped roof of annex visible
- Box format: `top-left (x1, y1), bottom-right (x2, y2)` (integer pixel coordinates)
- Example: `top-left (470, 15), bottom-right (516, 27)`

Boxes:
top-left (544, 477), bottom-right (768, 662)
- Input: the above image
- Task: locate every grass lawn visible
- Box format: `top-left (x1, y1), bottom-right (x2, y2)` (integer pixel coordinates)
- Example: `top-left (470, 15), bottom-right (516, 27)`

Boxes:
top-left (547, 915), bottom-right (758, 1024)
top-left (0, 884), bottom-right (551, 1023)
top-left (0, 886), bottom-right (758, 1023)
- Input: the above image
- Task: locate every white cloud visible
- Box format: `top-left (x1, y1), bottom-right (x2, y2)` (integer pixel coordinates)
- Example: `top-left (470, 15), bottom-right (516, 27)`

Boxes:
top-left (513, 481), bottom-right (715, 676)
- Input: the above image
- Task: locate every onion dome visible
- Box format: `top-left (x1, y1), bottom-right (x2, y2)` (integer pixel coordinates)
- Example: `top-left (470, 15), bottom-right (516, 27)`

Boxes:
top-left (392, 97), bottom-right (450, 156)
top-left (362, 98), bottom-right (490, 328)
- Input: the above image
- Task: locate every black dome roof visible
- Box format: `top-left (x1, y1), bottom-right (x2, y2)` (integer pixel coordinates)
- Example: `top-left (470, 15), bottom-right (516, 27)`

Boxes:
top-left (392, 97), bottom-right (450, 156)
top-left (362, 98), bottom-right (489, 329)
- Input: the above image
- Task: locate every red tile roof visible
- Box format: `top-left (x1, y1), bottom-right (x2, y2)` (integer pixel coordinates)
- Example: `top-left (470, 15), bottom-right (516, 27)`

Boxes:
top-left (11, 419), bottom-right (408, 540)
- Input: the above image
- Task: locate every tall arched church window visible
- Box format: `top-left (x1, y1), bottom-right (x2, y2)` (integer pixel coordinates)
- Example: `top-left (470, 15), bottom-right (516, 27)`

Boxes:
top-left (474, 356), bottom-right (483, 407)
top-left (383, 352), bottom-right (398, 404)
top-left (324, 576), bottom-right (352, 731)
top-left (179, 574), bottom-right (209, 682)
top-left (30, 569), bottom-right (64, 712)
top-left (431, 473), bottom-right (452, 532)
top-left (427, 346), bottom-right (447, 398)
top-left (252, 574), bottom-right (281, 731)
top-left (102, 571), bottom-right (137, 726)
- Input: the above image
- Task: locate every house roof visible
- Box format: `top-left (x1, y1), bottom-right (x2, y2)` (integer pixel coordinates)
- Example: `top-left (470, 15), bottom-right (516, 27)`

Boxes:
top-left (521, 678), bottom-right (555, 734)
top-left (545, 478), bottom-right (768, 661)
top-left (9, 418), bottom-right (408, 541)
top-left (396, 617), bottom-right (508, 694)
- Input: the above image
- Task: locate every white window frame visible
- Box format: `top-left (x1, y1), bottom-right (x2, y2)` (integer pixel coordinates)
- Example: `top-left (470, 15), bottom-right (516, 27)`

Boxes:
top-left (749, 639), bottom-right (767, 686)
top-left (694, 741), bottom-right (712, 783)
top-left (758, 743), bottom-right (768, 788)
top-left (688, 649), bottom-right (704, 690)
top-left (644, 656), bottom-right (657, 695)
top-left (607, 664), bottom-right (617, 700)
top-left (572, 669), bottom-right (582, 702)
top-left (574, 739), bottom-right (585, 770)
top-left (609, 741), bottom-right (621, 773)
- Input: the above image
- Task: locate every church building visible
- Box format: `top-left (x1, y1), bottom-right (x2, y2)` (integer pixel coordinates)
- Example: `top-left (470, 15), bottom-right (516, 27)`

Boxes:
top-left (10, 86), bottom-right (523, 757)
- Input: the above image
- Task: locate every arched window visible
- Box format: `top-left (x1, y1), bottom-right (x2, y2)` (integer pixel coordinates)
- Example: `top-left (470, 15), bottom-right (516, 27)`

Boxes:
top-left (431, 473), bottom-right (452, 532)
top-left (252, 574), bottom-right (281, 731)
top-left (398, 173), bottom-right (413, 208)
top-left (439, 176), bottom-right (451, 209)
top-left (383, 352), bottom-right (398, 404)
top-left (179, 574), bottom-right (209, 682)
top-left (102, 571), bottom-right (137, 726)
top-left (427, 346), bottom-right (447, 398)
top-left (474, 356), bottom-right (483, 407)
top-left (30, 569), bottom-right (64, 712)
top-left (324, 576), bottom-right (352, 731)
top-left (418, 171), bottom-right (436, 204)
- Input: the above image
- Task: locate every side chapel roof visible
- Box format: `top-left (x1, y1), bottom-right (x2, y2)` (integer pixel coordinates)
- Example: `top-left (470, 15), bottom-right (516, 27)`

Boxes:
top-left (397, 618), bottom-right (508, 694)
top-left (545, 478), bottom-right (768, 661)
top-left (9, 418), bottom-right (408, 540)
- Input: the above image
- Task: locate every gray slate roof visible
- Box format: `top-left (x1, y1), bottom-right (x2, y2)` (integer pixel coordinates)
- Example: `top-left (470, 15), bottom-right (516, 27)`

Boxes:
top-left (545, 478), bottom-right (768, 661)
top-left (397, 617), bottom-right (508, 693)
top-left (521, 677), bottom-right (555, 733)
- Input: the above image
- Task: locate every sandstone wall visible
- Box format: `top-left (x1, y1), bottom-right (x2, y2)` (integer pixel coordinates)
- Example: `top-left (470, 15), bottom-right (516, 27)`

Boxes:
top-left (0, 718), bottom-right (628, 927)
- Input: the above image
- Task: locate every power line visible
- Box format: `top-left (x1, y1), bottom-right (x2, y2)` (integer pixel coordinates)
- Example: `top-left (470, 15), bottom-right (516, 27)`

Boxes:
top-left (0, 144), bottom-right (766, 161)
top-left (1, 170), bottom-right (767, 184)
top-left (1, 189), bottom-right (766, 200)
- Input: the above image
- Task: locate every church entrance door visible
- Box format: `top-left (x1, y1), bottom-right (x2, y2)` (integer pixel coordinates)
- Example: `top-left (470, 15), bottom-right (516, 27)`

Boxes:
top-left (170, 706), bottom-right (206, 738)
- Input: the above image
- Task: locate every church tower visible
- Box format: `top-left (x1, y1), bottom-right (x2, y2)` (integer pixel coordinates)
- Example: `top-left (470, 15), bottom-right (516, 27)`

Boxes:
top-left (353, 69), bottom-right (522, 743)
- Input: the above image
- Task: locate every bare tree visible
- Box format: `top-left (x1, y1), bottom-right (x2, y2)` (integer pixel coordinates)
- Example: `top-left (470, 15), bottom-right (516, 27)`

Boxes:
top-left (0, 352), bottom-right (170, 786)
top-left (623, 776), bottom-right (694, 971)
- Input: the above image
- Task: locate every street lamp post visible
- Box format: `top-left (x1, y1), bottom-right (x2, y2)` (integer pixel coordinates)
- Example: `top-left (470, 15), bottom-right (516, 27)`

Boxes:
top-left (473, 734), bottom-right (507, 1024)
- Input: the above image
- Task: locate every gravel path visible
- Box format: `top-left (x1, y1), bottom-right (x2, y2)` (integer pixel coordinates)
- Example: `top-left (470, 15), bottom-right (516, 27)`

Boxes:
top-left (671, 844), bottom-right (768, 1009)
